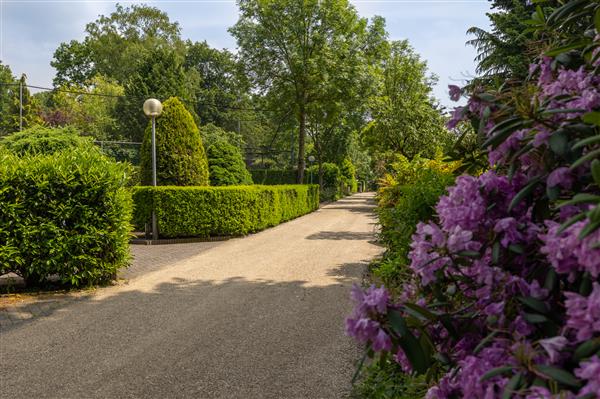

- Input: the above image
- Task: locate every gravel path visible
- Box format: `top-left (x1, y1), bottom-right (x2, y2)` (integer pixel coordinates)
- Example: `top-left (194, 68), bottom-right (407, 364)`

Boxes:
top-left (0, 193), bottom-right (383, 399)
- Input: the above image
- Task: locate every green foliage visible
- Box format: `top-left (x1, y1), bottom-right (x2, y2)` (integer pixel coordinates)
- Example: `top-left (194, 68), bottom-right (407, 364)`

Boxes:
top-left (132, 184), bottom-right (319, 238)
top-left (0, 125), bottom-right (93, 156)
top-left (140, 97), bottom-right (209, 186)
top-left (37, 75), bottom-right (124, 141)
top-left (51, 3), bottom-right (183, 86)
top-left (374, 155), bottom-right (458, 287)
top-left (250, 169), bottom-right (298, 185)
top-left (207, 141), bottom-right (253, 186)
top-left (351, 359), bottom-right (429, 399)
top-left (308, 162), bottom-right (343, 201)
top-left (118, 48), bottom-right (196, 142)
top-left (340, 158), bottom-right (358, 193)
top-left (0, 72), bottom-right (42, 136)
top-left (0, 147), bottom-right (132, 286)
top-left (201, 123), bottom-right (244, 150)
top-left (362, 41), bottom-right (451, 160)
top-left (230, 0), bottom-right (384, 181)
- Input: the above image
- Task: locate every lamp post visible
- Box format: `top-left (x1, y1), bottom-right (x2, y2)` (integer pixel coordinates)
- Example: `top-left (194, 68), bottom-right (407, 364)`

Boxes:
top-left (308, 155), bottom-right (315, 184)
top-left (143, 98), bottom-right (163, 240)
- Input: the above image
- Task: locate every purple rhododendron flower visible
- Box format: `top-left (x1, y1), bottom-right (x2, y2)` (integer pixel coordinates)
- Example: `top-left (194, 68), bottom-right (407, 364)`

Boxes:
top-left (538, 336), bottom-right (568, 363)
top-left (540, 221), bottom-right (600, 279)
top-left (446, 106), bottom-right (465, 129)
top-left (565, 283), bottom-right (600, 342)
top-left (448, 84), bottom-right (462, 101)
top-left (547, 167), bottom-right (574, 189)
top-left (371, 328), bottom-right (392, 352)
top-left (575, 355), bottom-right (600, 397)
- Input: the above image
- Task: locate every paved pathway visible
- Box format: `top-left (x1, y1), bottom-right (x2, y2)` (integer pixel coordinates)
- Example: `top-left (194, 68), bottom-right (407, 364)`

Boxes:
top-left (0, 193), bottom-right (382, 398)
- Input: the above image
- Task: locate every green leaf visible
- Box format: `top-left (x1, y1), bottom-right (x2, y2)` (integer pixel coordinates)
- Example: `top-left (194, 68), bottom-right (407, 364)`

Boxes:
top-left (508, 244), bottom-right (525, 254)
top-left (582, 111), bottom-right (600, 126)
top-left (595, 7), bottom-right (600, 33)
top-left (535, 365), bottom-right (581, 388)
top-left (544, 269), bottom-right (557, 291)
top-left (474, 331), bottom-right (499, 355)
top-left (509, 178), bottom-right (541, 212)
top-left (502, 373), bottom-right (523, 399)
top-left (480, 366), bottom-right (514, 382)
top-left (492, 241), bottom-right (501, 264)
top-left (570, 148), bottom-right (600, 169)
top-left (482, 119), bottom-right (527, 149)
top-left (579, 220), bottom-right (600, 239)
top-left (592, 160), bottom-right (600, 185)
top-left (572, 135), bottom-right (600, 150)
top-left (403, 303), bottom-right (438, 321)
top-left (545, 42), bottom-right (587, 57)
top-left (558, 212), bottom-right (587, 233)
top-left (518, 297), bottom-right (549, 314)
top-left (388, 310), bottom-right (430, 374)
top-left (558, 193), bottom-right (600, 208)
top-left (573, 338), bottom-right (600, 362)
top-left (549, 130), bottom-right (569, 156)
top-left (523, 313), bottom-right (548, 324)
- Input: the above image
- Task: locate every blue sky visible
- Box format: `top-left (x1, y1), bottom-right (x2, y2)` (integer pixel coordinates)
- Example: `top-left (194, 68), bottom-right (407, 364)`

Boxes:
top-left (0, 0), bottom-right (491, 107)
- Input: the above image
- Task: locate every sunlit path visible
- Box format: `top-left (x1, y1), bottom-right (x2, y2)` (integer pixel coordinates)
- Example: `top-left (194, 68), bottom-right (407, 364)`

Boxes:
top-left (0, 193), bottom-right (383, 398)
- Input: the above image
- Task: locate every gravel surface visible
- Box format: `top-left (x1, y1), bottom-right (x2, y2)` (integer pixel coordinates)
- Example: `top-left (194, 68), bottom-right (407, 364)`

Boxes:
top-left (0, 193), bottom-right (383, 399)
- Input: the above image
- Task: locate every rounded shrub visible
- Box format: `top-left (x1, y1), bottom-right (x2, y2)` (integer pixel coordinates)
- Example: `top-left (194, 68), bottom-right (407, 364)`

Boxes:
top-left (207, 141), bottom-right (252, 186)
top-left (140, 97), bottom-right (209, 186)
top-left (0, 147), bottom-right (133, 286)
top-left (0, 125), bottom-right (92, 156)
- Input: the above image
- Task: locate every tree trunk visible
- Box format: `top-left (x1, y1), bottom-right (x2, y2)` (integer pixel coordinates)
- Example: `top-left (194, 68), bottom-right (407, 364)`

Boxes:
top-left (318, 161), bottom-right (324, 189)
top-left (297, 104), bottom-right (306, 183)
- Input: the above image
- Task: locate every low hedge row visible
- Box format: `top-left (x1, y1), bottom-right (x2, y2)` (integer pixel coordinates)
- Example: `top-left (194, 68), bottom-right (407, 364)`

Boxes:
top-left (132, 184), bottom-right (319, 238)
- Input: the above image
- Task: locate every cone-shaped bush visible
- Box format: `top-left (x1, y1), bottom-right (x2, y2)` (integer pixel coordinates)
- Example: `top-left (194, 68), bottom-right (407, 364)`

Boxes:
top-left (207, 141), bottom-right (252, 186)
top-left (140, 97), bottom-right (209, 186)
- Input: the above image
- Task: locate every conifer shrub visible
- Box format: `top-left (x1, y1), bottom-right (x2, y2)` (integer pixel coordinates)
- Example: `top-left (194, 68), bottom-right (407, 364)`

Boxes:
top-left (140, 97), bottom-right (209, 186)
top-left (207, 141), bottom-right (253, 186)
top-left (0, 148), bottom-right (132, 286)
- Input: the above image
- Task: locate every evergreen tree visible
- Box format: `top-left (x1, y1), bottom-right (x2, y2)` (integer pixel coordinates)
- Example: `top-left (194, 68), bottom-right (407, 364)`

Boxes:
top-left (207, 141), bottom-right (253, 186)
top-left (140, 97), bottom-right (208, 186)
top-left (117, 48), bottom-right (196, 143)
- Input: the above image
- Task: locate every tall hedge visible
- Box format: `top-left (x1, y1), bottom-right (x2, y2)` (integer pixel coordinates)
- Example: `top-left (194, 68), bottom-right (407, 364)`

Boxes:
top-left (132, 185), bottom-right (319, 238)
top-left (0, 125), bottom-right (92, 155)
top-left (207, 141), bottom-right (253, 186)
top-left (0, 148), bottom-right (132, 286)
top-left (140, 97), bottom-right (209, 186)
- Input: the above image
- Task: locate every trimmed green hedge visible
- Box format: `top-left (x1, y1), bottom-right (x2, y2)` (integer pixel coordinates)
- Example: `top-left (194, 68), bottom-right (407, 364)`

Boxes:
top-left (132, 184), bottom-right (319, 238)
top-left (0, 148), bottom-right (133, 286)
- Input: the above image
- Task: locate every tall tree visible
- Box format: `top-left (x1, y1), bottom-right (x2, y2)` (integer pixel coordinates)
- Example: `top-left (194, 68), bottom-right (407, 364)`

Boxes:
top-left (230, 0), bottom-right (371, 183)
top-left (51, 4), bottom-right (183, 86)
top-left (116, 47), bottom-right (196, 142)
top-left (362, 40), bottom-right (450, 160)
top-left (0, 71), bottom-right (41, 135)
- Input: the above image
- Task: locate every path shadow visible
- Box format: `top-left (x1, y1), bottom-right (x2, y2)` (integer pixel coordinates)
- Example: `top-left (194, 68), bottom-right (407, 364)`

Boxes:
top-left (305, 231), bottom-right (376, 241)
top-left (0, 261), bottom-right (368, 399)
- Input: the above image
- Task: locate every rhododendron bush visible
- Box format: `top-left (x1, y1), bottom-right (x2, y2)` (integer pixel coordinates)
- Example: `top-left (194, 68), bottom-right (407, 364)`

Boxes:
top-left (348, 2), bottom-right (600, 398)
